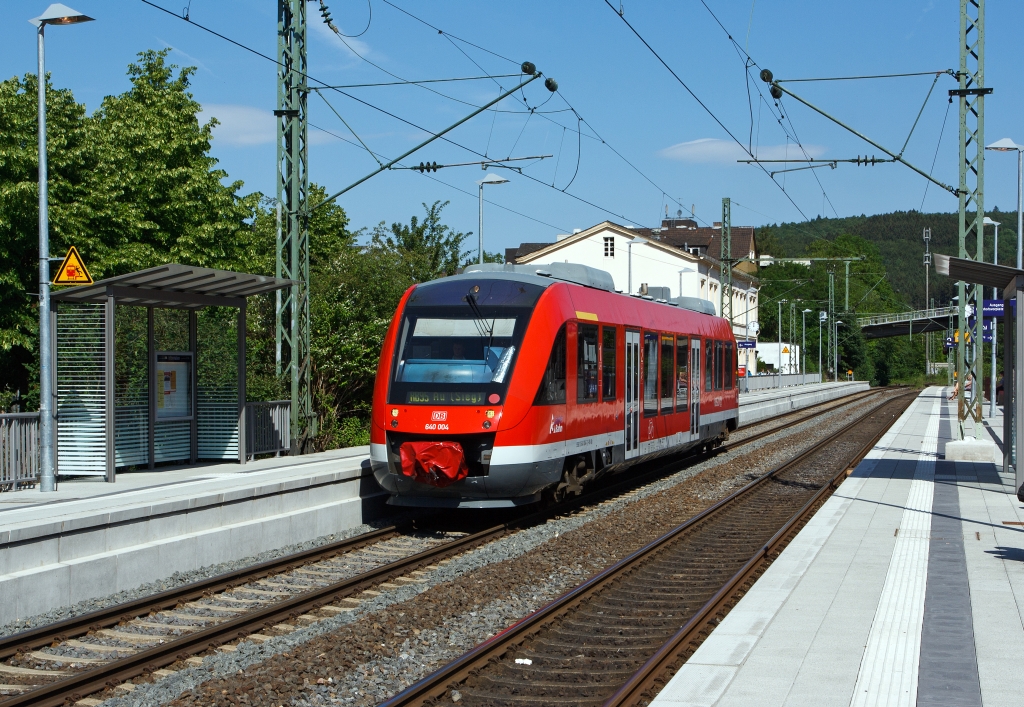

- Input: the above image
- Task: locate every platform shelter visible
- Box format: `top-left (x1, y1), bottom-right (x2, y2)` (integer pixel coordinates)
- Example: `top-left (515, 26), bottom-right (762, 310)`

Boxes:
top-left (49, 264), bottom-right (294, 482)
top-left (936, 253), bottom-right (1024, 499)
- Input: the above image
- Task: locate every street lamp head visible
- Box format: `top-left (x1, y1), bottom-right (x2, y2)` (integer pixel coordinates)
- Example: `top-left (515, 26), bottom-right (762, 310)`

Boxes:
top-left (983, 216), bottom-right (1001, 227)
top-left (477, 173), bottom-right (509, 186)
top-left (30, 3), bottom-right (94, 27)
top-left (802, 308), bottom-right (812, 313)
top-left (986, 137), bottom-right (1024, 152)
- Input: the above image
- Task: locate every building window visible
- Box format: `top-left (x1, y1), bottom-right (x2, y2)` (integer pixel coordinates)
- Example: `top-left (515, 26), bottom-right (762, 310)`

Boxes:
top-left (604, 236), bottom-right (615, 257)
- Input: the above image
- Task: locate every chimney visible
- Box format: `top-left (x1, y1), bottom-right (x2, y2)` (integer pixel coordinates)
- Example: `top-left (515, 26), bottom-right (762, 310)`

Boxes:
top-left (713, 221), bottom-right (722, 228)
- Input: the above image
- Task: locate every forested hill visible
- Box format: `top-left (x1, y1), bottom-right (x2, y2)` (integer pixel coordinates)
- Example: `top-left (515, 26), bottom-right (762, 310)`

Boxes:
top-left (756, 209), bottom-right (1019, 310)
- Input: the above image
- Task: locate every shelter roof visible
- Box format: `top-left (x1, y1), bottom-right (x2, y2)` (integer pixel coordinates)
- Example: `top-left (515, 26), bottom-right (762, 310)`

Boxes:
top-left (51, 264), bottom-right (295, 309)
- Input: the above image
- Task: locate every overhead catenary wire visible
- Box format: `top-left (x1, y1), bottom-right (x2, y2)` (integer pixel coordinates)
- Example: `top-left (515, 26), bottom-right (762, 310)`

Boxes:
top-left (376, 0), bottom-right (708, 224)
top-left (602, 0), bottom-right (809, 221)
top-left (140, 0), bottom-right (667, 229)
top-left (308, 120), bottom-right (571, 233)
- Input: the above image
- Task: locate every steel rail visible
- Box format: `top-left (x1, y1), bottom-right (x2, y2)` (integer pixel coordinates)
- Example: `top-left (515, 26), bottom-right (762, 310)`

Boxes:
top-left (0, 523), bottom-right (404, 663)
top-left (603, 394), bottom-right (913, 706)
top-left (0, 388), bottom-right (880, 705)
top-left (379, 391), bottom-right (914, 707)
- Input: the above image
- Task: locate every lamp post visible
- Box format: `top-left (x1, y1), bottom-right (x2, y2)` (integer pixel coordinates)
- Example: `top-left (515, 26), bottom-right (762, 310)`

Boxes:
top-left (677, 266), bottom-right (695, 299)
top-left (835, 321), bottom-right (845, 381)
top-left (778, 299), bottom-right (787, 375)
top-left (984, 216), bottom-right (1001, 417)
top-left (986, 138), bottom-right (1024, 269)
top-left (30, 3), bottom-right (95, 493)
top-left (818, 311), bottom-right (825, 379)
top-left (801, 309), bottom-right (811, 376)
top-left (476, 173), bottom-right (509, 264)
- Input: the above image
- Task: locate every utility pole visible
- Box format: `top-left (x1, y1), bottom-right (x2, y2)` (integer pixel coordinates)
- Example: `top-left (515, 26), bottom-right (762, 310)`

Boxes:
top-left (955, 0), bottom-right (987, 437)
top-left (720, 197), bottom-right (733, 329)
top-left (924, 227), bottom-right (931, 376)
top-left (844, 259), bottom-right (851, 312)
top-left (789, 301), bottom-right (796, 375)
top-left (277, 0), bottom-right (312, 452)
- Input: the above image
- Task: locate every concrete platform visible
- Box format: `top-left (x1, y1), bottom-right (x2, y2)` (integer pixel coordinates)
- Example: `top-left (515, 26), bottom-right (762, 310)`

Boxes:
top-left (738, 380), bottom-right (870, 426)
top-left (652, 387), bottom-right (1024, 707)
top-left (0, 448), bottom-right (384, 626)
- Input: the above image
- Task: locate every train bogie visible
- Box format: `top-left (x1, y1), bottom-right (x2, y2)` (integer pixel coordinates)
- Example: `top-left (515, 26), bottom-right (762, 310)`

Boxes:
top-left (370, 262), bottom-right (739, 508)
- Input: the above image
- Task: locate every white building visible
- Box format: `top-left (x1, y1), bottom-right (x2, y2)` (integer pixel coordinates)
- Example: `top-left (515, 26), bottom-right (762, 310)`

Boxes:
top-left (506, 219), bottom-right (761, 373)
top-left (757, 342), bottom-right (801, 374)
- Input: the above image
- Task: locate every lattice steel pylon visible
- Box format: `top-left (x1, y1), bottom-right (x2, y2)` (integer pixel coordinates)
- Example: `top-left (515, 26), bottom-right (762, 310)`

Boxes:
top-left (276, 0), bottom-right (313, 452)
top-left (720, 197), bottom-right (732, 327)
top-left (956, 0), bottom-right (987, 438)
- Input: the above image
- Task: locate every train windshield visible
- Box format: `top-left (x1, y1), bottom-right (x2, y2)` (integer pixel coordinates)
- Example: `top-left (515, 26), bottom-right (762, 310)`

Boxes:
top-left (389, 278), bottom-right (545, 405)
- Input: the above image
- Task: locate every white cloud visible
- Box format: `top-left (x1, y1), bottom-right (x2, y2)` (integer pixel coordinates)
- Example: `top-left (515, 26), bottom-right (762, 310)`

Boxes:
top-left (309, 19), bottom-right (373, 61)
top-left (200, 105), bottom-right (275, 146)
top-left (659, 138), bottom-right (826, 164)
top-left (199, 104), bottom-right (336, 147)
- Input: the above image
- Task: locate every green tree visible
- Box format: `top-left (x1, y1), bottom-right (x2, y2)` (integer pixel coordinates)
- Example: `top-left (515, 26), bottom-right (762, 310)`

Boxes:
top-left (370, 200), bottom-right (470, 282)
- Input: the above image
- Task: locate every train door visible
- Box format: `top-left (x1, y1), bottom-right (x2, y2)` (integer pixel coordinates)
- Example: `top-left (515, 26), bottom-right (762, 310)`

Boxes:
top-left (625, 329), bottom-right (640, 459)
top-left (690, 338), bottom-right (701, 435)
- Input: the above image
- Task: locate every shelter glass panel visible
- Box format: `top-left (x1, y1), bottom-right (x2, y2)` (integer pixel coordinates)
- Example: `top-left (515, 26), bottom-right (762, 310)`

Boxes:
top-left (153, 309), bottom-right (191, 463)
top-left (198, 307), bottom-right (239, 460)
top-left (56, 303), bottom-right (106, 476)
top-left (114, 306), bottom-right (148, 468)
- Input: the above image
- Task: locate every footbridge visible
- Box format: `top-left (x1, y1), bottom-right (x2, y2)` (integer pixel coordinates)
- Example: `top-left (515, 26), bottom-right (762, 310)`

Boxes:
top-left (856, 306), bottom-right (956, 339)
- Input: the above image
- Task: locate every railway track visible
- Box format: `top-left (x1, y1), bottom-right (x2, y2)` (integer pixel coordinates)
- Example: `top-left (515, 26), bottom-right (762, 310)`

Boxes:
top-left (380, 390), bottom-right (915, 707)
top-left (0, 387), bottom-right (886, 707)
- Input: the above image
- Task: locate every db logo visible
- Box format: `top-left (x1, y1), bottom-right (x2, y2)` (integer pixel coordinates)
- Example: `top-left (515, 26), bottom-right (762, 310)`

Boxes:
top-left (431, 411), bottom-right (447, 421)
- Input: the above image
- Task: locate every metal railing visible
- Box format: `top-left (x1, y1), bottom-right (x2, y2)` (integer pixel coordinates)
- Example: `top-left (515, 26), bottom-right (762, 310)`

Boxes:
top-left (1, 412), bottom-right (40, 491)
top-left (738, 373), bottom-right (823, 393)
top-left (857, 306), bottom-right (956, 328)
top-left (246, 400), bottom-right (290, 459)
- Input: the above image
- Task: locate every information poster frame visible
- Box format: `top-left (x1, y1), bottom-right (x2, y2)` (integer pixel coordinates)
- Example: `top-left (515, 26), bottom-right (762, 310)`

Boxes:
top-left (155, 351), bottom-right (194, 421)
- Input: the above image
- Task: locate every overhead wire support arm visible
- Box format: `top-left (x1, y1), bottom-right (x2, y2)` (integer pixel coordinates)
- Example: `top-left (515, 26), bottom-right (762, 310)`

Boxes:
top-left (759, 69), bottom-right (959, 196)
top-left (310, 67), bottom-right (549, 213)
top-left (390, 155), bottom-right (552, 173)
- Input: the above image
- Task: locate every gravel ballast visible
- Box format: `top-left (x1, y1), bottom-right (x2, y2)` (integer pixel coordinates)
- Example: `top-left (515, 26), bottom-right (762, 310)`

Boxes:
top-left (80, 389), bottom-right (904, 707)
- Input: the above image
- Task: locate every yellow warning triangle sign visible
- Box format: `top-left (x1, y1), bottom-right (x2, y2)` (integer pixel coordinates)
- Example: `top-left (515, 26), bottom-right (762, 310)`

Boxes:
top-left (52, 246), bottom-right (93, 285)
top-left (781, 346), bottom-right (790, 353)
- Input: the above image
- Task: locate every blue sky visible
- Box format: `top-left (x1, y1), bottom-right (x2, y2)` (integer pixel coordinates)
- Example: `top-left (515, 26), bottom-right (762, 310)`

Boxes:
top-left (4, 1), bottom-right (1024, 254)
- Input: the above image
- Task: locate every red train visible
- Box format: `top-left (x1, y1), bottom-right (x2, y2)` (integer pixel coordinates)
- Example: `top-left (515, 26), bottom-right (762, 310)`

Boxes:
top-left (370, 262), bottom-right (739, 508)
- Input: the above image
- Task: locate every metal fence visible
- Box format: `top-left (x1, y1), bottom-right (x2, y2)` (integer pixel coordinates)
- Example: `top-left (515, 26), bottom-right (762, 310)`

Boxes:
top-left (1, 413), bottom-right (40, 491)
top-left (738, 373), bottom-right (823, 393)
top-left (245, 400), bottom-right (290, 459)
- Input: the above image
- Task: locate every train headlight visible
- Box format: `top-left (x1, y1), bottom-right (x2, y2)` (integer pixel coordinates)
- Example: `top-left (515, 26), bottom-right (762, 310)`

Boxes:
top-left (482, 420), bottom-right (492, 429)
top-left (391, 420), bottom-right (398, 428)
top-left (485, 410), bottom-right (495, 419)
top-left (391, 408), bottom-right (399, 417)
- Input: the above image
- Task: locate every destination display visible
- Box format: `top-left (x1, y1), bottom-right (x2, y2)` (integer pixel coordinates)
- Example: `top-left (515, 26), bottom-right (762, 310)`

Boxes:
top-left (406, 390), bottom-right (486, 405)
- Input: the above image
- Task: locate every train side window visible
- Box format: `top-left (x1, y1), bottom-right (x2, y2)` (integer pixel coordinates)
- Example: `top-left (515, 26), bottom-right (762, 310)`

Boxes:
top-left (704, 340), bottom-right (714, 392)
top-left (535, 325), bottom-right (567, 405)
top-left (660, 334), bottom-right (674, 414)
top-left (676, 336), bottom-right (688, 412)
top-left (725, 341), bottom-right (735, 389)
top-left (715, 340), bottom-right (724, 390)
top-left (601, 326), bottom-right (617, 401)
top-left (577, 323), bottom-right (599, 403)
top-left (643, 331), bottom-right (659, 417)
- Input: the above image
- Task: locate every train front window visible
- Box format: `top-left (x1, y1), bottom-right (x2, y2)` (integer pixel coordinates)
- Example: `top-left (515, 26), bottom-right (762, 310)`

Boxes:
top-left (389, 278), bottom-right (544, 405)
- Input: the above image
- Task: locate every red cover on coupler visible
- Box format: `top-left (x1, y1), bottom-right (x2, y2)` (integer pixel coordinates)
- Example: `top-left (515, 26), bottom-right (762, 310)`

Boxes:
top-left (399, 441), bottom-right (470, 488)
